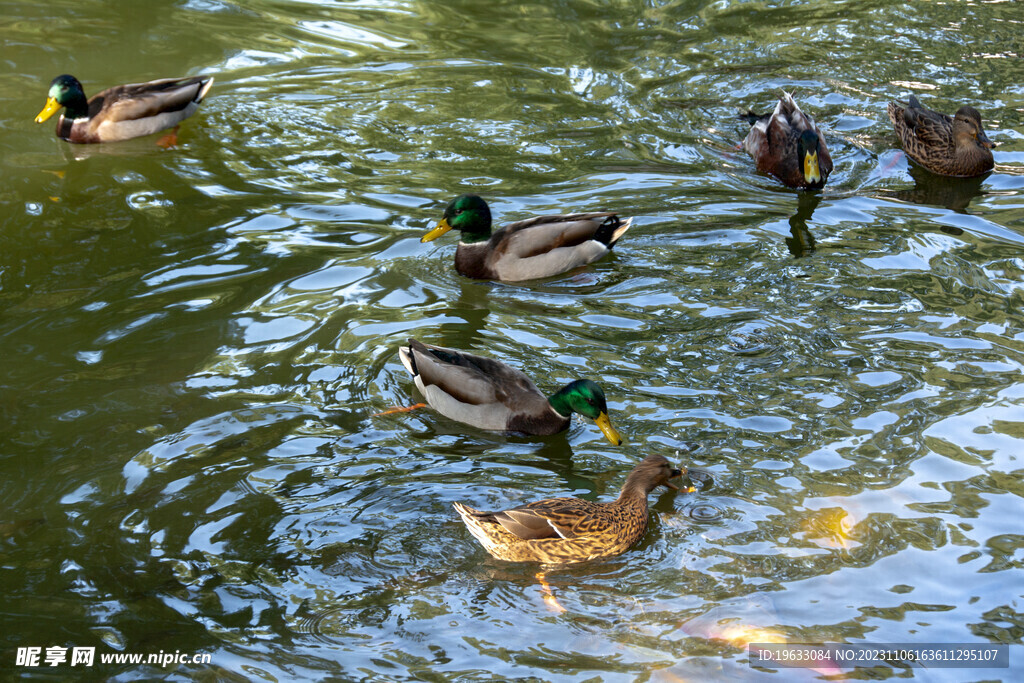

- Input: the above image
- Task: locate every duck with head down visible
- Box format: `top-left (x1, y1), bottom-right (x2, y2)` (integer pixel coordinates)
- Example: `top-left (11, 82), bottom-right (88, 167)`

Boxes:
top-left (398, 339), bottom-right (623, 445)
top-left (454, 454), bottom-right (693, 564)
top-left (741, 91), bottom-right (833, 189)
top-left (422, 194), bottom-right (632, 282)
top-left (35, 74), bottom-right (213, 144)
top-left (888, 94), bottom-right (995, 177)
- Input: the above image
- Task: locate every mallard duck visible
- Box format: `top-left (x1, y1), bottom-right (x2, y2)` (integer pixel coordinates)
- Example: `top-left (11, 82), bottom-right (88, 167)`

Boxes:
top-left (887, 95), bottom-right (995, 177)
top-left (421, 194), bottom-right (632, 281)
top-left (35, 74), bottom-right (214, 144)
top-left (398, 338), bottom-right (622, 445)
top-left (453, 454), bottom-right (691, 563)
top-left (741, 92), bottom-right (833, 189)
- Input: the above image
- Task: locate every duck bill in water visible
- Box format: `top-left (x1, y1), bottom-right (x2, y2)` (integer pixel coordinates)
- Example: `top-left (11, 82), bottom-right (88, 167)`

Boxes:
top-left (665, 467), bottom-right (696, 493)
top-left (35, 97), bottom-right (62, 123)
top-left (978, 129), bottom-right (996, 150)
top-left (595, 411), bottom-right (623, 446)
top-left (421, 217), bottom-right (453, 242)
top-left (803, 150), bottom-right (821, 186)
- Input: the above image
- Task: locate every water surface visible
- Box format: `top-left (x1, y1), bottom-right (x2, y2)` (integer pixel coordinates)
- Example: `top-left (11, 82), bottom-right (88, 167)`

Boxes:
top-left (2, 0), bottom-right (1023, 680)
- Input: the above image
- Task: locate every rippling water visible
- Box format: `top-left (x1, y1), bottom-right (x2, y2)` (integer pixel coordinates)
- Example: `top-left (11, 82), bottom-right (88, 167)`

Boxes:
top-left (3, 0), bottom-right (1024, 680)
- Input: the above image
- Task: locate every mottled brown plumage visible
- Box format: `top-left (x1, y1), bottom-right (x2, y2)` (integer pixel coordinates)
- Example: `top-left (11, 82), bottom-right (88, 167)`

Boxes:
top-left (741, 92), bottom-right (833, 189)
top-left (453, 454), bottom-right (690, 563)
top-left (888, 95), bottom-right (995, 177)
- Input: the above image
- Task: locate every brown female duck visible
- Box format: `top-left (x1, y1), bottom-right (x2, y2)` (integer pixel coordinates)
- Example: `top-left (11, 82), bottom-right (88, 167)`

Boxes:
top-left (887, 95), bottom-right (995, 177)
top-left (453, 454), bottom-right (691, 563)
top-left (35, 74), bottom-right (213, 144)
top-left (741, 92), bottom-right (833, 189)
top-left (421, 194), bottom-right (632, 281)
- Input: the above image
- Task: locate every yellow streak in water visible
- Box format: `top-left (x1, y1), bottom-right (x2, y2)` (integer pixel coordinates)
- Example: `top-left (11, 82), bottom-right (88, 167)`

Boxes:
top-left (535, 572), bottom-right (566, 614)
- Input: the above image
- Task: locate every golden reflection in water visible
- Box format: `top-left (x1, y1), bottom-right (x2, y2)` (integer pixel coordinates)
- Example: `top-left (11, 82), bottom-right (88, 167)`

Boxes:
top-left (804, 507), bottom-right (857, 550)
top-left (535, 572), bottom-right (567, 614)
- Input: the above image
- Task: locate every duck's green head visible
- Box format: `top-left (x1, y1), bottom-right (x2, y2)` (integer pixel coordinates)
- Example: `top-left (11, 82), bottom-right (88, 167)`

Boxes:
top-left (422, 194), bottom-right (493, 244)
top-left (550, 379), bottom-right (623, 445)
top-left (36, 75), bottom-right (88, 123)
top-left (797, 129), bottom-right (824, 187)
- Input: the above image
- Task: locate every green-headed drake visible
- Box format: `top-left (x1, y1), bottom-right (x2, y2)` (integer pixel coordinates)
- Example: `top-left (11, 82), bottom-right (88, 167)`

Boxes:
top-left (398, 338), bottom-right (622, 445)
top-left (35, 74), bottom-right (213, 144)
top-left (888, 95), bottom-right (995, 177)
top-left (454, 454), bottom-right (691, 564)
top-left (741, 92), bottom-right (833, 189)
top-left (421, 194), bottom-right (632, 281)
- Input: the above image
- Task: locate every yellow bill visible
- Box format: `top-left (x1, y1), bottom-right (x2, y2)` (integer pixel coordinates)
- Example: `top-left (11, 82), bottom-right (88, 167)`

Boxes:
top-left (803, 150), bottom-right (821, 185)
top-left (35, 97), bottom-right (62, 123)
top-left (421, 217), bottom-right (453, 243)
top-left (595, 411), bottom-right (623, 446)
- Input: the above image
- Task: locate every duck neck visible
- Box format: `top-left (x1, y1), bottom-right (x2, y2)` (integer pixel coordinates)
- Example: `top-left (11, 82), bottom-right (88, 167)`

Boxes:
top-left (960, 140), bottom-right (992, 162)
top-left (546, 386), bottom-right (575, 418)
top-left (459, 228), bottom-right (491, 245)
top-left (61, 93), bottom-right (89, 120)
top-left (615, 473), bottom-right (655, 505)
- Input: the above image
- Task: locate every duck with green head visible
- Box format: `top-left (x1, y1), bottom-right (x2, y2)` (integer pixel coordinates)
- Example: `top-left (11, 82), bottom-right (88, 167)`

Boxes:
top-left (398, 339), bottom-right (623, 445)
top-left (888, 95), bottom-right (995, 177)
top-left (421, 194), bottom-right (633, 281)
top-left (740, 92), bottom-right (833, 189)
top-left (35, 74), bottom-right (213, 144)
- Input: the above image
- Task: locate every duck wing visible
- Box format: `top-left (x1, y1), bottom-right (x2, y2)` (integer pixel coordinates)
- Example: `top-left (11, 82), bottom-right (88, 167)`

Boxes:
top-left (502, 213), bottom-right (622, 253)
top-left (402, 339), bottom-right (540, 406)
top-left (484, 213), bottom-right (629, 281)
top-left (774, 91), bottom-right (817, 132)
top-left (892, 98), bottom-right (952, 148)
top-left (492, 497), bottom-right (611, 540)
top-left (90, 76), bottom-right (213, 123)
top-left (743, 95), bottom-right (800, 161)
top-left (764, 91), bottom-right (827, 156)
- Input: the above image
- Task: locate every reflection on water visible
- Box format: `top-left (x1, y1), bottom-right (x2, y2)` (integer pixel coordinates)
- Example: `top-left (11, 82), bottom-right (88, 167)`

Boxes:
top-left (885, 159), bottom-right (989, 213)
top-left (785, 191), bottom-right (820, 257)
top-left (2, 0), bottom-right (1024, 680)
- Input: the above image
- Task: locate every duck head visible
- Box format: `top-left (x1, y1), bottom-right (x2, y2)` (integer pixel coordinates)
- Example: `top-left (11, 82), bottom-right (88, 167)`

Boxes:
top-left (797, 129), bottom-right (826, 188)
top-left (423, 194), bottom-right (493, 244)
top-left (36, 75), bottom-right (88, 123)
top-left (953, 106), bottom-right (995, 151)
top-left (550, 379), bottom-right (623, 446)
